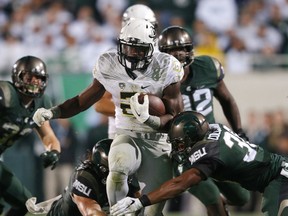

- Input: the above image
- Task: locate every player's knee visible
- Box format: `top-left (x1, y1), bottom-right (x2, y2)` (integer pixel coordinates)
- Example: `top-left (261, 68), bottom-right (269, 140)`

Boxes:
top-left (108, 171), bottom-right (128, 183)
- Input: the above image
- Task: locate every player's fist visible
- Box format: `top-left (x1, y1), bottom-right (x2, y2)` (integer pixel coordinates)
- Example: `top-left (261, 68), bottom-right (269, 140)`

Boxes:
top-left (40, 150), bottom-right (60, 170)
top-left (33, 108), bottom-right (53, 126)
top-left (130, 93), bottom-right (150, 123)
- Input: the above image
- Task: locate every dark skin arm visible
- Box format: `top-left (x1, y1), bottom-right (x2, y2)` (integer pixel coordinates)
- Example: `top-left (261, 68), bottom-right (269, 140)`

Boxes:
top-left (55, 79), bottom-right (106, 118)
top-left (214, 80), bottom-right (242, 132)
top-left (146, 168), bottom-right (203, 204)
top-left (72, 194), bottom-right (107, 216)
top-left (94, 91), bottom-right (115, 116)
top-left (160, 82), bottom-right (183, 130)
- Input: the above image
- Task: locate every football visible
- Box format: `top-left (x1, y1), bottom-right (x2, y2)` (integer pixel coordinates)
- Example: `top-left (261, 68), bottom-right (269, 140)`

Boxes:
top-left (138, 93), bottom-right (166, 116)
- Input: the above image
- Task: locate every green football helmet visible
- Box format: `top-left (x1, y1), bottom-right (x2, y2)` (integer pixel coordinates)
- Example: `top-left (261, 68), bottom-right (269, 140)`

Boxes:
top-left (12, 56), bottom-right (48, 97)
top-left (168, 111), bottom-right (209, 164)
top-left (158, 26), bottom-right (194, 68)
top-left (92, 138), bottom-right (112, 179)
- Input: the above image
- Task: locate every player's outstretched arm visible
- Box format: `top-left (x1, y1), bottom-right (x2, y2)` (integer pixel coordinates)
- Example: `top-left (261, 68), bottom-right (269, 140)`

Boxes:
top-left (72, 194), bottom-right (107, 216)
top-left (110, 168), bottom-right (203, 216)
top-left (33, 79), bottom-right (106, 126)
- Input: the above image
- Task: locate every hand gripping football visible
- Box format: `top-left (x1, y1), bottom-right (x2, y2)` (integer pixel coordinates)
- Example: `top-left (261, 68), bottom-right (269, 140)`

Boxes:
top-left (138, 93), bottom-right (166, 116)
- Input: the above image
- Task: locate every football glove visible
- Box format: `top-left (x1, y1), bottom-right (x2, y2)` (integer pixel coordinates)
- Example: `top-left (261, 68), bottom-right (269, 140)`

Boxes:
top-left (110, 197), bottom-right (143, 216)
top-left (237, 129), bottom-right (249, 142)
top-left (130, 93), bottom-right (149, 123)
top-left (33, 108), bottom-right (53, 127)
top-left (40, 150), bottom-right (60, 170)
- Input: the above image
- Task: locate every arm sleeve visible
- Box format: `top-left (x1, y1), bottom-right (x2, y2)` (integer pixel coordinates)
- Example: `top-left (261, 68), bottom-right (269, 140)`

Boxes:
top-left (71, 175), bottom-right (98, 201)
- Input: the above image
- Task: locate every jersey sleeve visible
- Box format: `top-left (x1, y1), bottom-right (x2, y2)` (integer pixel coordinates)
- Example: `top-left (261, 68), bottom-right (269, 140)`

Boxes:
top-left (211, 57), bottom-right (225, 82)
top-left (71, 174), bottom-right (98, 200)
top-left (164, 55), bottom-right (184, 88)
top-left (190, 141), bottom-right (223, 179)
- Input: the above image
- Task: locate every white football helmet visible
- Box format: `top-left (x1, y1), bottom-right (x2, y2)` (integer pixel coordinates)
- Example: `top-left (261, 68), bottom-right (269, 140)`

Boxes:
top-left (122, 4), bottom-right (157, 28)
top-left (118, 19), bottom-right (156, 76)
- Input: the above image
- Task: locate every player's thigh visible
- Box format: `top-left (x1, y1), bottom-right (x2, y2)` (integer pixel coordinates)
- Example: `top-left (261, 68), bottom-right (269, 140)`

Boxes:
top-left (109, 134), bottom-right (141, 175)
top-left (138, 139), bottom-right (173, 193)
top-left (214, 180), bottom-right (250, 206)
top-left (0, 161), bottom-right (32, 206)
top-left (187, 178), bottom-right (221, 206)
top-left (262, 176), bottom-right (288, 216)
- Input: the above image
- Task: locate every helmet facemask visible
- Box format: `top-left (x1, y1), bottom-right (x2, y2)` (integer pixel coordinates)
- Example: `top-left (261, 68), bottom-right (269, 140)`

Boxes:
top-left (168, 111), bottom-right (209, 164)
top-left (14, 70), bottom-right (47, 97)
top-left (12, 56), bottom-right (48, 98)
top-left (118, 38), bottom-right (154, 72)
top-left (169, 136), bottom-right (194, 164)
top-left (158, 26), bottom-right (194, 68)
top-left (117, 19), bottom-right (156, 78)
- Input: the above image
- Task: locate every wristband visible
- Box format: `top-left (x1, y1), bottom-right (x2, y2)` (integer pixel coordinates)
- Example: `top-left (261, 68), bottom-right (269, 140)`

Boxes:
top-left (50, 106), bottom-right (61, 119)
top-left (144, 116), bottom-right (161, 129)
top-left (139, 195), bottom-right (152, 207)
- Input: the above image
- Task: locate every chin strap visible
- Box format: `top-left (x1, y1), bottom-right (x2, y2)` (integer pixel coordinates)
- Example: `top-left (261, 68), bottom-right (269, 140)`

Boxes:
top-left (126, 69), bottom-right (137, 80)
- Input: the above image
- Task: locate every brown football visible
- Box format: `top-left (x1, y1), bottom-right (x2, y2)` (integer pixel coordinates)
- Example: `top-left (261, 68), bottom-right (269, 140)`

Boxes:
top-left (138, 93), bottom-right (166, 116)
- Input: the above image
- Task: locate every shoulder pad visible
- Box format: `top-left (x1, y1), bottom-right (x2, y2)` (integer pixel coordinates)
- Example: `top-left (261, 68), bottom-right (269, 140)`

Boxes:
top-left (0, 81), bottom-right (15, 108)
top-left (211, 57), bottom-right (224, 81)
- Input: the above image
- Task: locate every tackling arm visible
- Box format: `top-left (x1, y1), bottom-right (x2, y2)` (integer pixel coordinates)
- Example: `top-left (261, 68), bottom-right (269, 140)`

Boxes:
top-left (72, 194), bottom-right (107, 216)
top-left (35, 121), bottom-right (61, 152)
top-left (110, 168), bottom-right (203, 215)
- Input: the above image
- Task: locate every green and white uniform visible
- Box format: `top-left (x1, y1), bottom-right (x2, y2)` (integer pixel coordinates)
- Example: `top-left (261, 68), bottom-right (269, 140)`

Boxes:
top-left (180, 123), bottom-right (287, 216)
top-left (0, 80), bottom-right (52, 212)
top-left (177, 56), bottom-right (250, 206)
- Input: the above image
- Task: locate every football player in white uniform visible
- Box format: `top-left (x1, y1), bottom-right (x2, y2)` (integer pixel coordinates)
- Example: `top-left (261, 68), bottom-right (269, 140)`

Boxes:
top-left (33, 19), bottom-right (184, 215)
top-left (95, 4), bottom-right (158, 139)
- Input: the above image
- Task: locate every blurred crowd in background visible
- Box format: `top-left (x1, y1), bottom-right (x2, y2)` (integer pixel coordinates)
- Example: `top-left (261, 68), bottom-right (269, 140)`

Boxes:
top-left (0, 0), bottom-right (288, 76)
top-left (1, 0), bottom-right (288, 214)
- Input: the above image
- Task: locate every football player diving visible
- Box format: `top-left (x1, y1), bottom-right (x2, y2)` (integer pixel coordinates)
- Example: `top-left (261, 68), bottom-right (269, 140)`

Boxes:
top-left (111, 111), bottom-right (288, 216)
top-left (0, 56), bottom-right (61, 215)
top-left (26, 139), bottom-right (140, 216)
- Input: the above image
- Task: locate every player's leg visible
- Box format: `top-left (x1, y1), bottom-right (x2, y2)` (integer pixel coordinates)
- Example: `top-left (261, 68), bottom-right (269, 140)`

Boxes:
top-left (0, 161), bottom-right (32, 215)
top-left (214, 180), bottom-right (250, 207)
top-left (262, 176), bottom-right (288, 216)
top-left (187, 178), bottom-right (229, 216)
top-left (138, 138), bottom-right (173, 215)
top-left (106, 134), bottom-right (142, 206)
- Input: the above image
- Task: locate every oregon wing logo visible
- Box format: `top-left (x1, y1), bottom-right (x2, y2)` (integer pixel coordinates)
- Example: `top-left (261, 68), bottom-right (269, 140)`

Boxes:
top-left (148, 25), bottom-right (156, 40)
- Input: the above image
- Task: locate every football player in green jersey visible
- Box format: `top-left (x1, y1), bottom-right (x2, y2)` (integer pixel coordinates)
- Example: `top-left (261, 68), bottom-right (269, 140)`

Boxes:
top-left (111, 111), bottom-right (288, 216)
top-left (0, 56), bottom-right (61, 215)
top-left (26, 139), bottom-right (140, 216)
top-left (157, 26), bottom-right (250, 215)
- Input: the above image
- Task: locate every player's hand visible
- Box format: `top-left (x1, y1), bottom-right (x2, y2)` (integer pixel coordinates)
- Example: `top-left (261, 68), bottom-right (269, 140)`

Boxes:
top-left (33, 108), bottom-right (53, 126)
top-left (237, 129), bottom-right (249, 142)
top-left (130, 93), bottom-right (149, 123)
top-left (110, 197), bottom-right (143, 216)
top-left (40, 150), bottom-right (60, 170)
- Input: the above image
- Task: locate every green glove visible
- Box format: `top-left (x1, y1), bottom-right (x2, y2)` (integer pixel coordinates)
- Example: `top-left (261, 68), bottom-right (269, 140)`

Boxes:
top-left (40, 150), bottom-right (60, 170)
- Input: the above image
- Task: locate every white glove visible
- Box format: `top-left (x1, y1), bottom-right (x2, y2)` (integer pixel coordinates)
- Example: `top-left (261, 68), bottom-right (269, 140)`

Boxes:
top-left (130, 93), bottom-right (149, 123)
top-left (110, 197), bottom-right (143, 216)
top-left (33, 108), bottom-right (53, 126)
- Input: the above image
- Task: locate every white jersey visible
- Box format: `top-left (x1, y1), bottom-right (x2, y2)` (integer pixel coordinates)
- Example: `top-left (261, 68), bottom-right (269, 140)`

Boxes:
top-left (93, 48), bottom-right (183, 132)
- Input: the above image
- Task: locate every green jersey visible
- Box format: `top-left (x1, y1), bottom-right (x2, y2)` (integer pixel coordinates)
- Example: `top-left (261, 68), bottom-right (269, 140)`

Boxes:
top-left (48, 161), bottom-right (140, 216)
top-left (177, 123), bottom-right (285, 193)
top-left (181, 56), bottom-right (224, 123)
top-left (0, 81), bottom-right (52, 152)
